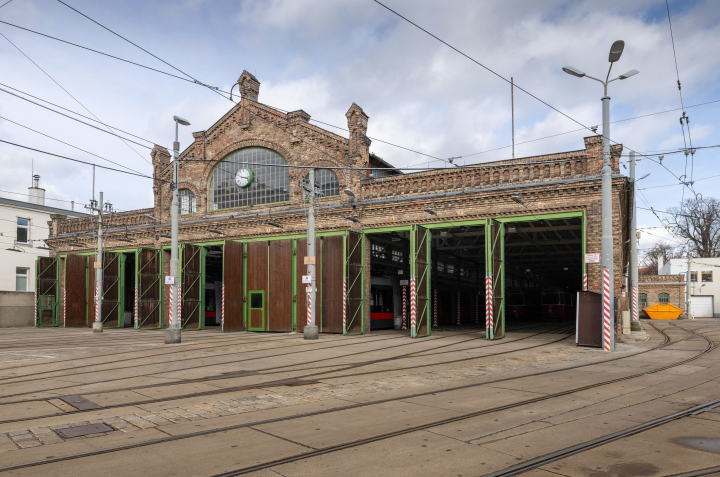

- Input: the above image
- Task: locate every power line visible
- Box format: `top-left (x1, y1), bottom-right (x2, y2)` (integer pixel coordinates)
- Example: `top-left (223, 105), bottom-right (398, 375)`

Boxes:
top-left (0, 85), bottom-right (154, 149)
top-left (0, 139), bottom-right (159, 180)
top-left (0, 82), bottom-right (157, 145)
top-left (0, 114), bottom-right (147, 176)
top-left (0, 0), bottom-right (14, 9)
top-left (0, 30), bottom-right (152, 167)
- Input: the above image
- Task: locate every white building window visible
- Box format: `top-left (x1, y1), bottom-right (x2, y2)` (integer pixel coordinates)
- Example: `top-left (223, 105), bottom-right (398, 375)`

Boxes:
top-left (16, 267), bottom-right (29, 291)
top-left (17, 218), bottom-right (29, 244)
top-left (179, 189), bottom-right (196, 214)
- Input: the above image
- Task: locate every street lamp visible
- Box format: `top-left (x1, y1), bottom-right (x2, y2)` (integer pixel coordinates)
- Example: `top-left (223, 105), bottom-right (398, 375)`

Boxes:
top-left (166, 115), bottom-right (190, 345)
top-left (562, 40), bottom-right (639, 352)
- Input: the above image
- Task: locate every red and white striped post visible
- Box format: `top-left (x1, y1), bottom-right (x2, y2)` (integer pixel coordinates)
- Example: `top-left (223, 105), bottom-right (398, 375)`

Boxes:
top-left (33, 290), bottom-right (37, 327)
top-left (221, 284), bottom-right (226, 331)
top-left (63, 288), bottom-right (66, 326)
top-left (402, 286), bottom-right (407, 330)
top-left (632, 285), bottom-right (638, 322)
top-left (177, 285), bottom-right (182, 327)
top-left (168, 285), bottom-right (174, 326)
top-left (94, 284), bottom-right (100, 324)
top-left (456, 292), bottom-right (461, 326)
top-left (432, 289), bottom-right (438, 328)
top-left (342, 279), bottom-right (347, 333)
top-left (410, 278), bottom-right (417, 336)
top-left (307, 289), bottom-right (312, 326)
top-left (602, 268), bottom-right (612, 351)
top-left (133, 285), bottom-right (138, 329)
top-left (485, 276), bottom-right (493, 340)
top-left (583, 273), bottom-right (588, 291)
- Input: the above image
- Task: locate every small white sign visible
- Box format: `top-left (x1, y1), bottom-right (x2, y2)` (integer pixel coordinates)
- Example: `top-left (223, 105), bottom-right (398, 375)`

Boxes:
top-left (302, 275), bottom-right (311, 284)
top-left (400, 280), bottom-right (409, 286)
top-left (584, 253), bottom-right (601, 264)
top-left (306, 286), bottom-right (313, 292)
top-left (164, 276), bottom-right (175, 285)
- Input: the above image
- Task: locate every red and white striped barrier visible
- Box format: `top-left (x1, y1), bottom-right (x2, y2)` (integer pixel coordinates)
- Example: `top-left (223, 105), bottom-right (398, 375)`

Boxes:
top-left (602, 268), bottom-right (612, 351)
top-left (134, 285), bottom-right (138, 329)
top-left (307, 289), bottom-right (312, 326)
top-left (432, 289), bottom-right (438, 327)
top-left (583, 273), bottom-right (588, 291)
top-left (402, 286), bottom-right (407, 330)
top-left (456, 292), bottom-right (461, 326)
top-left (410, 278), bottom-right (417, 333)
top-left (342, 279), bottom-right (347, 332)
top-left (221, 284), bottom-right (226, 330)
top-left (485, 276), bottom-right (493, 333)
top-left (34, 290), bottom-right (37, 327)
top-left (63, 288), bottom-right (66, 326)
top-left (632, 286), bottom-right (638, 322)
top-left (95, 284), bottom-right (100, 323)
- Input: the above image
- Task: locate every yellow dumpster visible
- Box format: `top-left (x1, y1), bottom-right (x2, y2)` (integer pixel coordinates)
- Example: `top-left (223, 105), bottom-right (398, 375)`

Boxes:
top-left (643, 302), bottom-right (683, 320)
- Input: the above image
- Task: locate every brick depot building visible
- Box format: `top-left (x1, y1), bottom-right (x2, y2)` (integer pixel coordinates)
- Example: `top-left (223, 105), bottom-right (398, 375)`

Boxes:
top-left (41, 71), bottom-right (630, 339)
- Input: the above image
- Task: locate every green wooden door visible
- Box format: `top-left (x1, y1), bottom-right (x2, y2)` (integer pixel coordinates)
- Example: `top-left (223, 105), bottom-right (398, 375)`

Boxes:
top-left (101, 252), bottom-right (123, 328)
top-left (181, 245), bottom-right (205, 330)
top-left (136, 248), bottom-right (162, 329)
top-left (36, 257), bottom-right (58, 327)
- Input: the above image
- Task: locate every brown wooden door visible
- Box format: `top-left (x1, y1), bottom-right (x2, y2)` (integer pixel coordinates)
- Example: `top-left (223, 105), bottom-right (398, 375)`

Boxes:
top-left (246, 241), bottom-right (268, 331)
top-left (224, 241), bottom-right (244, 332)
top-left (181, 245), bottom-right (203, 330)
top-left (137, 248), bottom-right (162, 329)
top-left (295, 237), bottom-right (321, 333)
top-left (268, 239), bottom-right (293, 332)
top-left (346, 232), bottom-right (364, 334)
top-left (65, 254), bottom-right (87, 327)
top-left (321, 235), bottom-right (344, 333)
top-left (102, 252), bottom-right (121, 328)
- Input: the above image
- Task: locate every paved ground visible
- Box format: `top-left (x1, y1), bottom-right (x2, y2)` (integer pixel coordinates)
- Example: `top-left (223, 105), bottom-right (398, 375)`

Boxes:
top-left (0, 320), bottom-right (719, 476)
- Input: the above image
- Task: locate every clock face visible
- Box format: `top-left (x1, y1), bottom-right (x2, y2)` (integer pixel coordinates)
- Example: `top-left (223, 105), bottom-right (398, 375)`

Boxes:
top-left (235, 168), bottom-right (253, 188)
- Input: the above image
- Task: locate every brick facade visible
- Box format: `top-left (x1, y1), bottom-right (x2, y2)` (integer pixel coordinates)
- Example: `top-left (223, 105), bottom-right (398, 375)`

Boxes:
top-left (46, 70), bottom-right (631, 332)
top-left (638, 274), bottom-right (686, 317)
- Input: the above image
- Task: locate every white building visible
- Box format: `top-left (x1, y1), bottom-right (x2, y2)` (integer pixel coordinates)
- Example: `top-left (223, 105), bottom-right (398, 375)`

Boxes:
top-left (0, 176), bottom-right (88, 292)
top-left (659, 256), bottom-right (720, 318)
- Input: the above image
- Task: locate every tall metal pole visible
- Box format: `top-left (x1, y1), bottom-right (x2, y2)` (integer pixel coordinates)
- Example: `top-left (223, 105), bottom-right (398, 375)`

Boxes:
top-left (166, 120), bottom-right (182, 344)
top-left (304, 168), bottom-right (319, 339)
top-left (601, 88), bottom-right (615, 352)
top-left (511, 77), bottom-right (515, 159)
top-left (629, 151), bottom-right (640, 330)
top-left (92, 192), bottom-right (104, 333)
top-left (686, 243), bottom-right (692, 319)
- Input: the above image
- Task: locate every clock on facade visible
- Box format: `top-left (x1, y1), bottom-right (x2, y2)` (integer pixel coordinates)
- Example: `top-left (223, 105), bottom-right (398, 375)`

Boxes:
top-left (235, 168), bottom-right (253, 188)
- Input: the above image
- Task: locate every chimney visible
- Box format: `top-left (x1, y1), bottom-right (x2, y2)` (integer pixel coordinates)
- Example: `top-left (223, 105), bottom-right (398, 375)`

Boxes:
top-left (657, 255), bottom-right (664, 273)
top-left (28, 174), bottom-right (45, 206)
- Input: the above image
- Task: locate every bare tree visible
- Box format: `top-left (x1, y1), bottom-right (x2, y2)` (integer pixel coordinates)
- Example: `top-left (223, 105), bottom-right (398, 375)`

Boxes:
top-left (640, 242), bottom-right (679, 275)
top-left (668, 197), bottom-right (720, 258)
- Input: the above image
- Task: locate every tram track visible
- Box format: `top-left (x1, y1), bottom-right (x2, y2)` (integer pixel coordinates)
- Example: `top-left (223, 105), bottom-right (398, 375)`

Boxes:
top-left (0, 321), bottom-right (708, 474)
top-left (0, 327), bottom-right (567, 424)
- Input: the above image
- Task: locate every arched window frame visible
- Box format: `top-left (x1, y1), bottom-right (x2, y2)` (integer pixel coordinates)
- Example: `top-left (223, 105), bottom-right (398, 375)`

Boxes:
top-left (179, 188), bottom-right (196, 215)
top-left (658, 293), bottom-right (670, 304)
top-left (303, 168), bottom-right (340, 199)
top-left (207, 147), bottom-right (290, 211)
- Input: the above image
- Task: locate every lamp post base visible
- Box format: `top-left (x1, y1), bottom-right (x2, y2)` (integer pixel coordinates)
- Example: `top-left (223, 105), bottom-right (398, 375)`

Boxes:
top-left (630, 321), bottom-right (642, 332)
top-left (92, 321), bottom-right (103, 333)
top-left (303, 325), bottom-right (318, 340)
top-left (165, 328), bottom-right (181, 344)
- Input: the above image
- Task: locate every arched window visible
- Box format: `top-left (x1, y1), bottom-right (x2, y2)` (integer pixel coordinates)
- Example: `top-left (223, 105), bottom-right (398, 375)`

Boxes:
top-left (208, 147), bottom-right (289, 211)
top-left (179, 189), bottom-right (196, 214)
top-left (303, 169), bottom-right (339, 198)
top-left (658, 293), bottom-right (670, 304)
top-left (639, 293), bottom-right (647, 309)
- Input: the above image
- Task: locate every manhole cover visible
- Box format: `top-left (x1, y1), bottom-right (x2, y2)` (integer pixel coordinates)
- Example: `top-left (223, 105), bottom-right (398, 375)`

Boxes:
top-left (58, 395), bottom-right (101, 410)
top-left (57, 423), bottom-right (114, 439)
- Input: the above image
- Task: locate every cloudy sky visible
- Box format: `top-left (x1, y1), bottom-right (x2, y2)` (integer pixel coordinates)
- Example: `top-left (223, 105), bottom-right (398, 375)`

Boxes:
top-left (0, 0), bottom-right (718, 257)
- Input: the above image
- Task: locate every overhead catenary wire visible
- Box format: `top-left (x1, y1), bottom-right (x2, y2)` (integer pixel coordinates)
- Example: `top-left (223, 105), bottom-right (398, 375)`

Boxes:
top-left (0, 31), bottom-right (153, 167)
